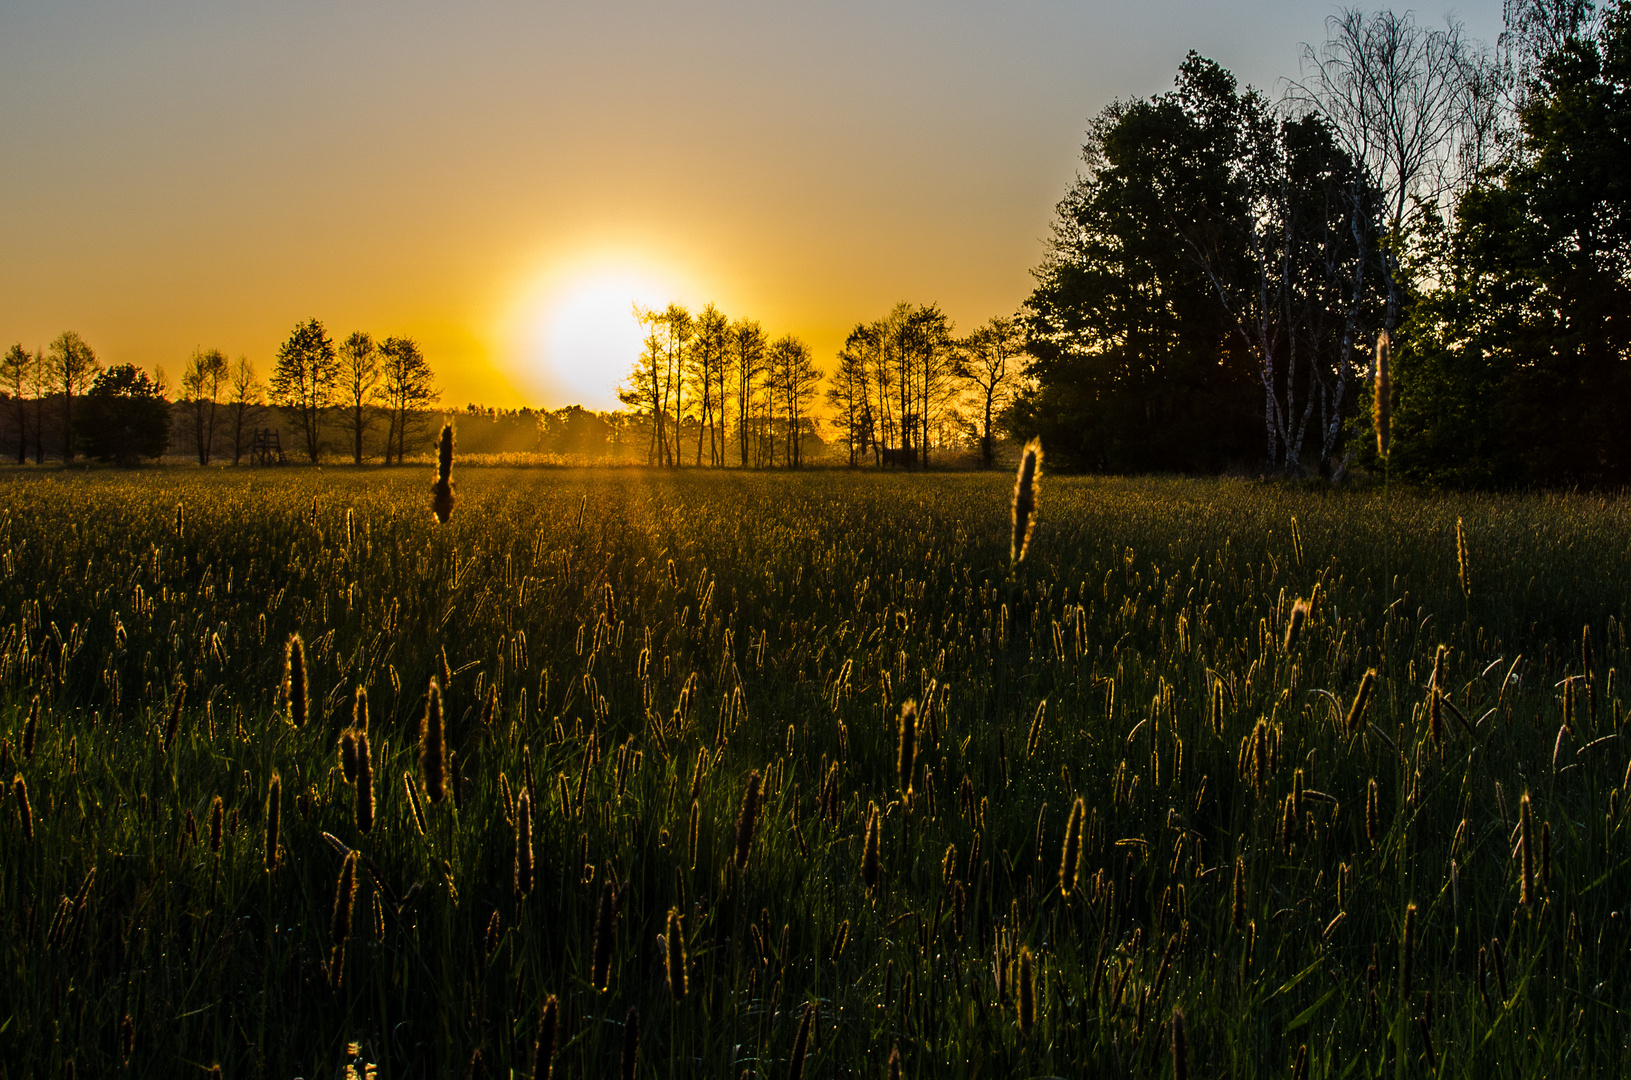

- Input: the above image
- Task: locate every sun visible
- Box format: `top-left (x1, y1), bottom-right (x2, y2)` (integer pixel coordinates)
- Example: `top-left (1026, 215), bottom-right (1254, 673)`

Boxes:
top-left (511, 262), bottom-right (681, 411)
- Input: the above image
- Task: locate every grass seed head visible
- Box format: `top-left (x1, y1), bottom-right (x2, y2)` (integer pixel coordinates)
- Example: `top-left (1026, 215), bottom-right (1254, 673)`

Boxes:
top-left (861, 801), bottom-right (881, 892)
top-left (209, 795), bottom-right (223, 852)
top-left (1017, 945), bottom-right (1036, 1037)
top-left (1011, 437), bottom-right (1042, 564)
top-left (1232, 855), bottom-right (1247, 928)
top-left (162, 680), bottom-right (186, 751)
top-left (534, 994), bottom-right (559, 1080)
top-left (789, 1002), bottom-right (815, 1080)
top-left (403, 772), bottom-right (428, 835)
top-left (1520, 791), bottom-right (1534, 905)
top-left (22, 696), bottom-right (38, 759)
top-left (734, 769), bottom-right (763, 869)
top-left (432, 424), bottom-right (456, 522)
top-left (515, 789), bottom-right (534, 896)
top-left (420, 678), bottom-right (447, 803)
top-left (284, 635), bottom-right (308, 728)
top-left (331, 851), bottom-right (357, 945)
top-left (620, 1007), bottom-right (640, 1080)
top-left (1374, 328), bottom-right (1391, 457)
top-left (1060, 797), bottom-right (1084, 896)
top-left (13, 773), bottom-right (32, 844)
top-left (1346, 670), bottom-right (1377, 735)
top-left (1402, 902), bottom-right (1417, 1000)
top-left (1283, 599), bottom-right (1309, 652)
top-left (665, 906), bottom-right (687, 999)
top-left (1456, 516), bottom-right (1470, 597)
top-left (355, 732), bottom-right (375, 834)
top-left (264, 773), bottom-right (281, 871)
top-left (898, 700), bottom-right (918, 794)
top-left (339, 729), bottom-right (359, 783)
top-left (353, 685), bottom-right (369, 732)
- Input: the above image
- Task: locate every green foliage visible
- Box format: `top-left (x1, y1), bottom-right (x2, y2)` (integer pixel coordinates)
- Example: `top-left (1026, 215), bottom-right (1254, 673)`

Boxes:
top-left (0, 469), bottom-right (1628, 1077)
top-left (1022, 53), bottom-right (1382, 474)
top-left (1380, 6), bottom-right (1631, 487)
top-left (1023, 55), bottom-right (1259, 472)
top-left (77, 364), bottom-right (172, 463)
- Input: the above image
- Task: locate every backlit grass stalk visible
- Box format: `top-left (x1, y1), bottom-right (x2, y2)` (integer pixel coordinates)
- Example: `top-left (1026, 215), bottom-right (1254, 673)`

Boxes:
top-left (354, 732), bottom-right (374, 834)
top-left (13, 773), bottom-right (32, 843)
top-left (733, 769), bottom-right (762, 869)
top-left (664, 907), bottom-right (687, 999)
top-left (898, 701), bottom-right (918, 794)
top-left (162, 680), bottom-right (186, 751)
top-left (284, 635), bottom-right (307, 728)
top-left (265, 773), bottom-right (281, 871)
top-left (420, 678), bottom-right (447, 803)
top-left (1374, 329), bottom-right (1390, 457)
top-left (1060, 797), bottom-right (1084, 896)
top-left (534, 994), bottom-right (558, 1080)
top-left (1011, 437), bottom-right (1042, 565)
top-left (515, 789), bottom-right (534, 896)
top-left (432, 424), bottom-right (456, 523)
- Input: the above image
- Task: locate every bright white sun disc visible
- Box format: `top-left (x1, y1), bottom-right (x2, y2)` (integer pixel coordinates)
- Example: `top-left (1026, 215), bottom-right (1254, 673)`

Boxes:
top-left (529, 269), bottom-right (673, 410)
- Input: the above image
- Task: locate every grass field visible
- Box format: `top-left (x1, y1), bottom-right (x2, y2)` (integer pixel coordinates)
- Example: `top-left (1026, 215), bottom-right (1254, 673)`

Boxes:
top-left (1, 465), bottom-right (1628, 1078)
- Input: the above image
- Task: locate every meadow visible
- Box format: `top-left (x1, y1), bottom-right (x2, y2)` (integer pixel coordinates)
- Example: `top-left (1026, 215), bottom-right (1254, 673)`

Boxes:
top-left (0, 465), bottom-right (1628, 1078)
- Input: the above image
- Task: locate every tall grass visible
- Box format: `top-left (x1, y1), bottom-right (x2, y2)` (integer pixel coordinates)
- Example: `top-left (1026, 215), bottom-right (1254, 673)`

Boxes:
top-left (0, 467), bottom-right (1626, 1076)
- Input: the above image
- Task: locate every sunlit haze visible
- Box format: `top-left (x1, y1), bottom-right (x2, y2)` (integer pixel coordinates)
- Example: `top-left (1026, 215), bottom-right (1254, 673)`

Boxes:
top-left (508, 257), bottom-right (698, 411)
top-left (0, 0), bottom-right (1505, 410)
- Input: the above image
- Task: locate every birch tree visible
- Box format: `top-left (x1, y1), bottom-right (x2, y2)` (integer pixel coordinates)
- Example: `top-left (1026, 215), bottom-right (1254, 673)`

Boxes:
top-left (181, 348), bottom-right (229, 465)
top-left (957, 316), bottom-right (1026, 468)
top-left (338, 331), bottom-right (381, 465)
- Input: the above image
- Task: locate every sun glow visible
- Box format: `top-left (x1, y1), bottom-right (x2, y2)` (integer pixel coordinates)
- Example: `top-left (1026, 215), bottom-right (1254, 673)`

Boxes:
top-left (510, 260), bottom-right (686, 411)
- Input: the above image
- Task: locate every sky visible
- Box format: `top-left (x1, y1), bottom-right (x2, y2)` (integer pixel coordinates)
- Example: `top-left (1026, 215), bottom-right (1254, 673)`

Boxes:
top-left (0, 0), bottom-right (1507, 411)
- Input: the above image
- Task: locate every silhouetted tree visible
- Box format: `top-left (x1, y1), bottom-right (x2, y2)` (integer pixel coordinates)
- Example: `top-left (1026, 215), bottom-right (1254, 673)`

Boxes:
top-left (1, 344), bottom-right (30, 464)
top-left (338, 331), bottom-right (381, 465)
top-left (181, 348), bottom-right (229, 465)
top-left (46, 331), bottom-right (101, 462)
top-left (227, 356), bottom-right (264, 466)
top-left (957, 316), bottom-right (1026, 468)
top-left (1389, 3), bottom-right (1631, 487)
top-left (270, 319), bottom-right (338, 463)
top-left (729, 319), bottom-right (768, 467)
top-left (690, 304), bottom-right (729, 466)
top-left (621, 314), bottom-right (670, 466)
top-left (827, 326), bottom-right (877, 466)
top-left (79, 365), bottom-right (171, 464)
top-left (768, 334), bottom-right (820, 468)
top-left (1290, 9), bottom-right (1500, 330)
top-left (1022, 55), bottom-right (1261, 472)
top-left (378, 336), bottom-right (438, 464)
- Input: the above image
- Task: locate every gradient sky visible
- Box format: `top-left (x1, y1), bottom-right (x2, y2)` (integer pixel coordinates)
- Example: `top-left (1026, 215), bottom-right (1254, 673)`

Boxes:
top-left (0, 1), bottom-right (1505, 411)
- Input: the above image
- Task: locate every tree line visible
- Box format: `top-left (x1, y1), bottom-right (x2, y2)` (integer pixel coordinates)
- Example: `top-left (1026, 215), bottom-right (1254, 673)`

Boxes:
top-left (1017, 0), bottom-right (1631, 487)
top-left (0, 319), bottom-right (441, 465)
top-left (616, 301), bottom-right (1030, 469)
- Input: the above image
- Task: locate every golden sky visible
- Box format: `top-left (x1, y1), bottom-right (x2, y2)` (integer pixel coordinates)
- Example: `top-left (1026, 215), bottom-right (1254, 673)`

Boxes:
top-left (0, 1), bottom-right (1503, 411)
